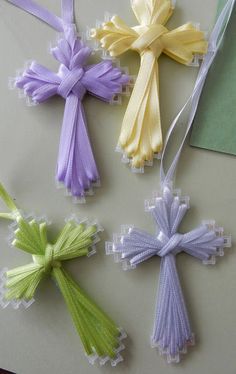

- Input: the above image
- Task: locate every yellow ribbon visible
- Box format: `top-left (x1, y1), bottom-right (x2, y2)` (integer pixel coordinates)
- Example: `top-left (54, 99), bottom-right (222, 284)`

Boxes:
top-left (91, 0), bottom-right (208, 169)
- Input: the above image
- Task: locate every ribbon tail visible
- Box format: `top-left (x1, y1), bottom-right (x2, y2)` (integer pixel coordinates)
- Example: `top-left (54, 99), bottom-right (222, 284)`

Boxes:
top-left (52, 267), bottom-right (126, 364)
top-left (56, 94), bottom-right (100, 198)
top-left (151, 255), bottom-right (194, 363)
top-left (118, 51), bottom-right (162, 169)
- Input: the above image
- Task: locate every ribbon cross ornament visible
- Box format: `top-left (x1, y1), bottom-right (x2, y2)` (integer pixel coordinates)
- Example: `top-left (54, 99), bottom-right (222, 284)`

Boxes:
top-left (0, 184), bottom-right (126, 366)
top-left (91, 0), bottom-right (207, 170)
top-left (7, 0), bottom-right (129, 200)
top-left (105, 0), bottom-right (234, 363)
top-left (107, 185), bottom-right (230, 362)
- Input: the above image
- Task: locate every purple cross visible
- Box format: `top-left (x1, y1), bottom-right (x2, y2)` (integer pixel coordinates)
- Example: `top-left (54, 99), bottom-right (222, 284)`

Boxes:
top-left (14, 24), bottom-right (128, 199)
top-left (106, 185), bottom-right (231, 362)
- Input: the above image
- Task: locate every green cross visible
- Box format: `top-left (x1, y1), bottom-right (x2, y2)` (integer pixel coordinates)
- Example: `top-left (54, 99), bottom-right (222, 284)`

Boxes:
top-left (0, 184), bottom-right (126, 366)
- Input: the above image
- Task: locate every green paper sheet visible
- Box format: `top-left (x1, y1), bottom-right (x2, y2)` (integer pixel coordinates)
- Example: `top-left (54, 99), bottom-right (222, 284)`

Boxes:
top-left (190, 1), bottom-right (236, 156)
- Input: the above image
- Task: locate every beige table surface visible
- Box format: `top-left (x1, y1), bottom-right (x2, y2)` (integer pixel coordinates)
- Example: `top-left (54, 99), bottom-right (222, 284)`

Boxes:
top-left (0, 1), bottom-right (236, 373)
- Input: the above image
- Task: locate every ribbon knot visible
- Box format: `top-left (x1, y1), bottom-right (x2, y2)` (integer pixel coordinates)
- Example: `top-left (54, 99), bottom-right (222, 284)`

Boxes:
top-left (158, 233), bottom-right (183, 257)
top-left (57, 66), bottom-right (86, 100)
top-left (33, 245), bottom-right (61, 274)
top-left (132, 24), bottom-right (168, 57)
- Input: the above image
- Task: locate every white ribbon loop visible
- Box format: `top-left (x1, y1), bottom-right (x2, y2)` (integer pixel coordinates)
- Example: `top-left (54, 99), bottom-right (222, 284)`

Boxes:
top-left (160, 0), bottom-right (236, 186)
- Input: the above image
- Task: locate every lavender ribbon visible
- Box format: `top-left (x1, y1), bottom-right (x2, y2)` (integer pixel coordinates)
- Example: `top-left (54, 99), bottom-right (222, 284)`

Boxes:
top-left (106, 0), bottom-right (234, 363)
top-left (8, 0), bottom-right (129, 199)
top-left (108, 185), bottom-right (230, 362)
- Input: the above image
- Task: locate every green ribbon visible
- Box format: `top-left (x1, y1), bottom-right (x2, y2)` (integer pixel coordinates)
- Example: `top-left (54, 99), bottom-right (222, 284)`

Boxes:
top-left (0, 184), bottom-right (126, 365)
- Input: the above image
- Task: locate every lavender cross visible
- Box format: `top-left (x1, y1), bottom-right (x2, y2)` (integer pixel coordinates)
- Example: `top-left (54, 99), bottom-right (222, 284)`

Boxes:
top-left (10, 6), bottom-right (128, 199)
top-left (106, 185), bottom-right (231, 363)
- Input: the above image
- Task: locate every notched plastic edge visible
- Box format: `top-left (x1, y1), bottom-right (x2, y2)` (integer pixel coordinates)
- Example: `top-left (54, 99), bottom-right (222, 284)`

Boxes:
top-left (55, 179), bottom-right (101, 204)
top-left (86, 327), bottom-right (127, 366)
top-left (7, 213), bottom-right (51, 249)
top-left (150, 333), bottom-right (195, 364)
top-left (105, 225), bottom-right (136, 271)
top-left (201, 220), bottom-right (231, 265)
top-left (145, 187), bottom-right (190, 212)
top-left (116, 145), bottom-right (162, 174)
top-left (0, 268), bottom-right (35, 310)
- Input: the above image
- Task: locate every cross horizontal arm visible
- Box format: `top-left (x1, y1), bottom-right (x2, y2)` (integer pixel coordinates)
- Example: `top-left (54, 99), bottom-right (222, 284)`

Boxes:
top-left (113, 227), bottom-right (162, 268)
top-left (162, 24), bottom-right (208, 64)
top-left (91, 16), bottom-right (137, 57)
top-left (179, 224), bottom-right (226, 262)
top-left (15, 62), bottom-right (60, 104)
top-left (83, 61), bottom-right (129, 102)
top-left (5, 262), bottom-right (44, 300)
top-left (52, 220), bottom-right (99, 260)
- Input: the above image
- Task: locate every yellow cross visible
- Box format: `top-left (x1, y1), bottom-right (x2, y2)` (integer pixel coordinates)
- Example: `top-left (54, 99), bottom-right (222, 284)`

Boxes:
top-left (91, 0), bottom-right (207, 169)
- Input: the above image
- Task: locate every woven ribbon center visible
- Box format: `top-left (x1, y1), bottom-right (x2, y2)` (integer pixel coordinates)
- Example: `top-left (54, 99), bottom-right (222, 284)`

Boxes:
top-left (158, 233), bottom-right (183, 257)
top-left (57, 66), bottom-right (86, 100)
top-left (132, 24), bottom-right (168, 56)
top-left (33, 245), bottom-right (61, 274)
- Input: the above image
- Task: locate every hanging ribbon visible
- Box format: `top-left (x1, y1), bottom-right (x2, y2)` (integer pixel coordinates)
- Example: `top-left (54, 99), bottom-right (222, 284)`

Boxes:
top-left (160, 0), bottom-right (236, 185)
top-left (91, 0), bottom-right (207, 170)
top-left (105, 0), bottom-right (234, 362)
top-left (0, 183), bottom-right (126, 366)
top-left (6, 0), bottom-right (129, 200)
